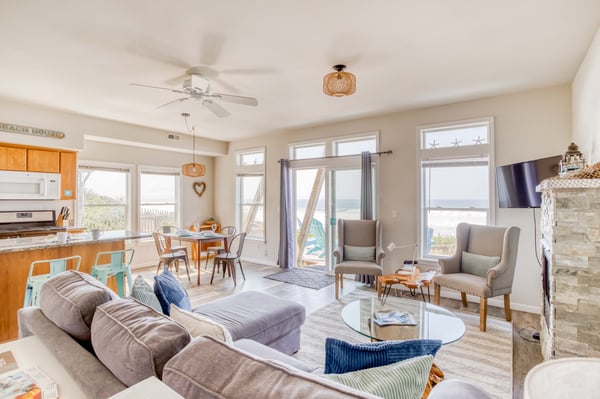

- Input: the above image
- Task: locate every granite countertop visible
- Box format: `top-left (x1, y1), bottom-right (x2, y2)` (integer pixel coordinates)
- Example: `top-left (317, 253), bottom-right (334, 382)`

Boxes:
top-left (0, 230), bottom-right (151, 253)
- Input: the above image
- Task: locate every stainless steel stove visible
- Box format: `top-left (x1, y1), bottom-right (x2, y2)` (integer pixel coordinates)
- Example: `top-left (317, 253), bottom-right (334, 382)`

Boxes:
top-left (0, 210), bottom-right (66, 238)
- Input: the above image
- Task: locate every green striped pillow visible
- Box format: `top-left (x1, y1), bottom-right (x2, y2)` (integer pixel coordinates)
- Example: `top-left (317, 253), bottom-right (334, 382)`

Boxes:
top-left (322, 355), bottom-right (433, 399)
top-left (130, 275), bottom-right (163, 313)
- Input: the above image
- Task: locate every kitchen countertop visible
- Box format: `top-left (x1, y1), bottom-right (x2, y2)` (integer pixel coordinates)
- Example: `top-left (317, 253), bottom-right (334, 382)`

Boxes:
top-left (0, 230), bottom-right (151, 253)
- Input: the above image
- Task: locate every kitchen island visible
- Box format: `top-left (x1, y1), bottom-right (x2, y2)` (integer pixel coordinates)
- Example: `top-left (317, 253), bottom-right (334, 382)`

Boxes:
top-left (0, 230), bottom-right (150, 342)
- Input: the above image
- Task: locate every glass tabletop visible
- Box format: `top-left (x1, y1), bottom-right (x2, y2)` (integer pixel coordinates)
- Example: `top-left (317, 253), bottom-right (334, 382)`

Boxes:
top-left (341, 297), bottom-right (465, 344)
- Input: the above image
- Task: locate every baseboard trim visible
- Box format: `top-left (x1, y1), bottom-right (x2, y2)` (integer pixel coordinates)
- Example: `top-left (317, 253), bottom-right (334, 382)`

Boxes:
top-left (240, 256), bottom-right (278, 267)
top-left (437, 288), bottom-right (540, 314)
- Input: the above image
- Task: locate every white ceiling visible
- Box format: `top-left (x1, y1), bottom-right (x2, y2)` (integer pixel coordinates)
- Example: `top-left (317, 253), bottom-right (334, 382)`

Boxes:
top-left (0, 1), bottom-right (599, 142)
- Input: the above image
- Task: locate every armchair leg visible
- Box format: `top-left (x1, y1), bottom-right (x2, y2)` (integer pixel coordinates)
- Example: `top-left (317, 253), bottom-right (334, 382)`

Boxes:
top-left (433, 283), bottom-right (441, 305)
top-left (340, 274), bottom-right (344, 289)
top-left (504, 294), bottom-right (512, 322)
top-left (335, 273), bottom-right (340, 299)
top-left (460, 292), bottom-right (468, 307)
top-left (376, 277), bottom-right (381, 299)
top-left (480, 298), bottom-right (487, 332)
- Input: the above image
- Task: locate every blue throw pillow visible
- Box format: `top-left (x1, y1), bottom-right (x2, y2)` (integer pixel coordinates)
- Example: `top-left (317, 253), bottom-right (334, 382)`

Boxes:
top-left (324, 337), bottom-right (442, 374)
top-left (153, 270), bottom-right (192, 315)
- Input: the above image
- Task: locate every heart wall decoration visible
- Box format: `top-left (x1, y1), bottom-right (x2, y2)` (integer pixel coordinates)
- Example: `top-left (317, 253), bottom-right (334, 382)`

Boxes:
top-left (193, 181), bottom-right (206, 197)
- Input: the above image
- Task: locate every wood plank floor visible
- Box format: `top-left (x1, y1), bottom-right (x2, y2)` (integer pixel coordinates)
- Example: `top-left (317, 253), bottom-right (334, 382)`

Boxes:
top-left (138, 261), bottom-right (544, 399)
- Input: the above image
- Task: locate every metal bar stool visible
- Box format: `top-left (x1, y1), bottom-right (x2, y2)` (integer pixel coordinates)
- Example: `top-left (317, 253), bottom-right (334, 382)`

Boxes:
top-left (91, 249), bottom-right (135, 297)
top-left (24, 255), bottom-right (82, 307)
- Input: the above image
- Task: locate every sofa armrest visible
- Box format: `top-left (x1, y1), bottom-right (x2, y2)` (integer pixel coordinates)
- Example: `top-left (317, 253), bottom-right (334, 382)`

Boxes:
top-left (17, 307), bottom-right (127, 399)
top-left (234, 339), bottom-right (319, 373)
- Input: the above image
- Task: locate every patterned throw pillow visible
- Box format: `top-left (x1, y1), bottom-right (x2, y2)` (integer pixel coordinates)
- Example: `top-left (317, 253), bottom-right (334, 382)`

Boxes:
top-left (324, 338), bottom-right (442, 374)
top-left (130, 275), bottom-right (163, 313)
top-left (153, 270), bottom-right (192, 315)
top-left (170, 304), bottom-right (233, 344)
top-left (323, 355), bottom-right (433, 399)
top-left (461, 251), bottom-right (501, 277)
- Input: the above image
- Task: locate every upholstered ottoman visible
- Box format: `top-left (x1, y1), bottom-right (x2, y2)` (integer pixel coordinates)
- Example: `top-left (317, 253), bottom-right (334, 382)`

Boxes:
top-left (193, 291), bottom-right (305, 355)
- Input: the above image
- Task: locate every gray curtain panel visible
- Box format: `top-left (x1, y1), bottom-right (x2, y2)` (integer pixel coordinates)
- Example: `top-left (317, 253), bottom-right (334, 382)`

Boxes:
top-left (357, 151), bottom-right (375, 284)
top-left (278, 159), bottom-right (295, 269)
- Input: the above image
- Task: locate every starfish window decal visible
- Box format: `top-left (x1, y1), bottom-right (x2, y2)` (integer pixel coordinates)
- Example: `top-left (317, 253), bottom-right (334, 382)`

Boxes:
top-left (429, 140), bottom-right (439, 149)
top-left (451, 138), bottom-right (462, 147)
top-left (472, 136), bottom-right (486, 145)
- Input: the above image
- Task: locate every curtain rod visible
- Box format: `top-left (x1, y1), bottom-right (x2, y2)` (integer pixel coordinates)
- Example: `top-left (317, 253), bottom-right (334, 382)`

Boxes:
top-left (278, 150), bottom-right (392, 163)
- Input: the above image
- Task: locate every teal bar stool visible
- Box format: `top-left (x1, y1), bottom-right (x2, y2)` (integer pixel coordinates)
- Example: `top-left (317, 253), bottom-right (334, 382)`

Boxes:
top-left (91, 249), bottom-right (134, 297)
top-left (24, 255), bottom-right (82, 307)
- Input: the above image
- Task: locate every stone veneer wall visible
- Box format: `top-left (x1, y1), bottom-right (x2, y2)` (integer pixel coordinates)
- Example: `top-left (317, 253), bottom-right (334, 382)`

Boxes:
top-left (538, 179), bottom-right (600, 360)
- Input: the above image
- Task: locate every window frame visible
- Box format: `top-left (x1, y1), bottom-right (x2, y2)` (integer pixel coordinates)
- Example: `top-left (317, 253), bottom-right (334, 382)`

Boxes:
top-left (137, 165), bottom-right (182, 233)
top-left (235, 147), bottom-right (266, 242)
top-left (417, 117), bottom-right (495, 261)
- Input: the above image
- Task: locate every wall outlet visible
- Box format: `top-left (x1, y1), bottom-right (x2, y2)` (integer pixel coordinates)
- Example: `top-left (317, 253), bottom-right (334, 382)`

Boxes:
top-left (167, 133), bottom-right (181, 141)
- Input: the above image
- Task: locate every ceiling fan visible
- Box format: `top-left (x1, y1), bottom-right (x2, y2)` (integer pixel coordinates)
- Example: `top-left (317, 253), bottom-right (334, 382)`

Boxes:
top-left (130, 74), bottom-right (258, 118)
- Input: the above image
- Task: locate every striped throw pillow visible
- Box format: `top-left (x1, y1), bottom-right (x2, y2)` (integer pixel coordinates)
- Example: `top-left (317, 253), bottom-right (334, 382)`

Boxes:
top-left (323, 355), bottom-right (433, 399)
top-left (130, 275), bottom-right (163, 313)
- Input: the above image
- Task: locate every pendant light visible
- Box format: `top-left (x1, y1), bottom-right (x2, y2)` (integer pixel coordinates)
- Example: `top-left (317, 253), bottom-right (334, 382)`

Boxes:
top-left (181, 113), bottom-right (205, 177)
top-left (323, 64), bottom-right (356, 97)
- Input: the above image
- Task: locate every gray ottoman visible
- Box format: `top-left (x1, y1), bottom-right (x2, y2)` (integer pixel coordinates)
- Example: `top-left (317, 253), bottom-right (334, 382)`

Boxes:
top-left (193, 291), bottom-right (306, 355)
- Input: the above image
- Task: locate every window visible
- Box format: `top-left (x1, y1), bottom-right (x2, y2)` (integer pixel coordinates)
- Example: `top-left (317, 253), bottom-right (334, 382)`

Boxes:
top-left (139, 169), bottom-right (180, 233)
top-left (290, 143), bottom-right (325, 160)
top-left (236, 148), bottom-right (265, 241)
top-left (418, 118), bottom-right (494, 259)
top-left (77, 164), bottom-right (131, 230)
top-left (334, 136), bottom-right (377, 156)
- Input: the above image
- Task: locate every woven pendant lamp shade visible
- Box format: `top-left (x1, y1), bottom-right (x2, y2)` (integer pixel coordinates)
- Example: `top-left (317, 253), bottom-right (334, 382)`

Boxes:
top-left (323, 64), bottom-right (356, 97)
top-left (181, 162), bottom-right (205, 177)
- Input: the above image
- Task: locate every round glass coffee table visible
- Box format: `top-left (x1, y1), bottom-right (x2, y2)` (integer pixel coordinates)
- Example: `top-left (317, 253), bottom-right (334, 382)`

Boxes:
top-left (341, 297), bottom-right (465, 344)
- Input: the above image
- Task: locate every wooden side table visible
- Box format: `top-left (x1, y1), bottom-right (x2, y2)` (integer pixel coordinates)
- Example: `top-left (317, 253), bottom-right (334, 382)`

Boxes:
top-left (378, 269), bottom-right (437, 304)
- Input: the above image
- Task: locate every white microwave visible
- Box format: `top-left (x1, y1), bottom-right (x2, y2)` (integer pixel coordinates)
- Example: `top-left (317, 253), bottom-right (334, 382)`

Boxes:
top-left (0, 171), bottom-right (61, 200)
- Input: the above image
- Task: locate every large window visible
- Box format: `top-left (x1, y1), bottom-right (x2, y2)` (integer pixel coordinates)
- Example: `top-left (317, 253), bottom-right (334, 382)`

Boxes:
top-left (419, 118), bottom-right (494, 258)
top-left (236, 148), bottom-right (265, 241)
top-left (78, 164), bottom-right (131, 230)
top-left (139, 169), bottom-right (180, 233)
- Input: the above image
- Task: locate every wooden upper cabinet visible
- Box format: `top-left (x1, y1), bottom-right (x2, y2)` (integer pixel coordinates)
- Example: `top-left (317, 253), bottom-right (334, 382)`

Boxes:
top-left (0, 146), bottom-right (27, 171)
top-left (60, 152), bottom-right (77, 199)
top-left (27, 149), bottom-right (60, 173)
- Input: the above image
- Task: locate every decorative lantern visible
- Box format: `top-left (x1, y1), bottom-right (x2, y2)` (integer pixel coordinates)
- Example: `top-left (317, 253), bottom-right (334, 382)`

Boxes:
top-left (559, 142), bottom-right (586, 176)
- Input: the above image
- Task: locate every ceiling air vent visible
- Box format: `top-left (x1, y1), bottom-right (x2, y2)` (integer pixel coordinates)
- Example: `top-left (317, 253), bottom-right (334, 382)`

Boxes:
top-left (167, 133), bottom-right (181, 141)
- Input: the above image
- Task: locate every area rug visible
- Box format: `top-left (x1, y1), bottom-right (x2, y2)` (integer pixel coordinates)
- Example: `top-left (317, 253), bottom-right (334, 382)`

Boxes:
top-left (264, 268), bottom-right (334, 290)
top-left (294, 289), bottom-right (512, 399)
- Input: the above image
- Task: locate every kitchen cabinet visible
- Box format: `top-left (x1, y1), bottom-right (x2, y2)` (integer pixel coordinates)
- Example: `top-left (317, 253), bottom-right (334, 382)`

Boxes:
top-left (60, 151), bottom-right (77, 199)
top-left (27, 149), bottom-right (60, 173)
top-left (0, 146), bottom-right (27, 171)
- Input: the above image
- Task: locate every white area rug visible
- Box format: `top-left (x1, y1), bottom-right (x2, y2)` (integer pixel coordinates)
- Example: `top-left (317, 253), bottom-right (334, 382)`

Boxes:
top-left (295, 289), bottom-right (512, 399)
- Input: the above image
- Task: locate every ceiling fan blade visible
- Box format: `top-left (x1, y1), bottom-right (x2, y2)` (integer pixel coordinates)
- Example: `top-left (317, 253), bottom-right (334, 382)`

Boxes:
top-left (213, 93), bottom-right (258, 106)
top-left (130, 83), bottom-right (187, 94)
top-left (157, 97), bottom-right (190, 109)
top-left (165, 73), bottom-right (190, 86)
top-left (202, 99), bottom-right (230, 118)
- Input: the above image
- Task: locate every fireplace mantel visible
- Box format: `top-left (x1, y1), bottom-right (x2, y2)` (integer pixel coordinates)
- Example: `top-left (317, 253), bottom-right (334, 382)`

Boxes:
top-left (537, 179), bottom-right (600, 360)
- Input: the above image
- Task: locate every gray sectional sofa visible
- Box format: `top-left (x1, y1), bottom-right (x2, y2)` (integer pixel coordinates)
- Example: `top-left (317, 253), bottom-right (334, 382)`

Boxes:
top-left (17, 270), bottom-right (491, 399)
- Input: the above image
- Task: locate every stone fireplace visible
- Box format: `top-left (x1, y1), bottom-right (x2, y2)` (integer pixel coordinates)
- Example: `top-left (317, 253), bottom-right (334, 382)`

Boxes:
top-left (538, 179), bottom-right (600, 360)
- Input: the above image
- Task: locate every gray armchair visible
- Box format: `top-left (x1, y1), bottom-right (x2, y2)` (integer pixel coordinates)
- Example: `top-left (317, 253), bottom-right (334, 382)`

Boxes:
top-left (333, 219), bottom-right (385, 299)
top-left (433, 223), bottom-right (520, 332)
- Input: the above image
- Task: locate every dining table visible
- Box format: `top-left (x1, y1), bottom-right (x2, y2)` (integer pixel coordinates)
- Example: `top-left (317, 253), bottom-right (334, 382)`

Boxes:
top-left (161, 230), bottom-right (226, 285)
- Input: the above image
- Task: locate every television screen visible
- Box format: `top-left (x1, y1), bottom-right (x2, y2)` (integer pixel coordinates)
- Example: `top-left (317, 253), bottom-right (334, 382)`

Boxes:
top-left (496, 155), bottom-right (561, 208)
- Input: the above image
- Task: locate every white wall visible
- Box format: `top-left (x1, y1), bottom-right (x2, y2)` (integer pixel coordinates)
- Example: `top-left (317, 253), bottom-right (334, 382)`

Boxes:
top-left (573, 27), bottom-right (600, 163)
top-left (215, 84), bottom-right (571, 312)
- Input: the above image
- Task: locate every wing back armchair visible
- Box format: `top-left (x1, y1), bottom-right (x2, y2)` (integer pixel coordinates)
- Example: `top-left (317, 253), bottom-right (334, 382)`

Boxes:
top-left (333, 219), bottom-right (385, 299)
top-left (433, 223), bottom-right (520, 331)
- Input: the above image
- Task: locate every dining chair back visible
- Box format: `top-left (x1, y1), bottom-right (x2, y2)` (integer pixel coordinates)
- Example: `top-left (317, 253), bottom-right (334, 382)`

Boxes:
top-left (205, 225), bottom-right (237, 269)
top-left (24, 255), bottom-right (82, 307)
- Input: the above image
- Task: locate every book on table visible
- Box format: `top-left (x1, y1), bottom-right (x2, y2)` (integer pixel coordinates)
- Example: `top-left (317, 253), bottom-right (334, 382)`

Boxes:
top-left (373, 311), bottom-right (417, 326)
top-left (0, 351), bottom-right (58, 399)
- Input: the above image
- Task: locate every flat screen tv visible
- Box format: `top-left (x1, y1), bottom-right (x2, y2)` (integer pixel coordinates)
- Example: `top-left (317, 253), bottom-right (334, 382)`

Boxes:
top-left (496, 155), bottom-right (561, 208)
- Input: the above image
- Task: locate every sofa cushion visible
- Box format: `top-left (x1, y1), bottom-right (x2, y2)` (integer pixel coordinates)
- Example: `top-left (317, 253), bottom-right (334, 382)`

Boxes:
top-left (344, 245), bottom-right (375, 261)
top-left (323, 355), bottom-right (433, 399)
top-left (461, 251), bottom-right (500, 277)
top-left (170, 304), bottom-right (233, 344)
top-left (162, 336), bottom-right (378, 399)
top-left (129, 275), bottom-right (162, 313)
top-left (91, 298), bottom-right (191, 387)
top-left (153, 270), bottom-right (191, 315)
top-left (39, 270), bottom-right (116, 341)
top-left (324, 338), bottom-right (442, 374)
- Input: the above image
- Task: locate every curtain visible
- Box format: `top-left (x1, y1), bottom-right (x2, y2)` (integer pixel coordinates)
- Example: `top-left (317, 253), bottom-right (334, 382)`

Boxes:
top-left (277, 159), bottom-right (295, 269)
top-left (360, 151), bottom-right (373, 220)
top-left (357, 151), bottom-right (375, 284)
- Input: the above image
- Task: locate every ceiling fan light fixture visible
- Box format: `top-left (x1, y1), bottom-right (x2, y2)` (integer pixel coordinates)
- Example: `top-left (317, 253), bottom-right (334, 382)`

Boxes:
top-left (323, 64), bottom-right (356, 97)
